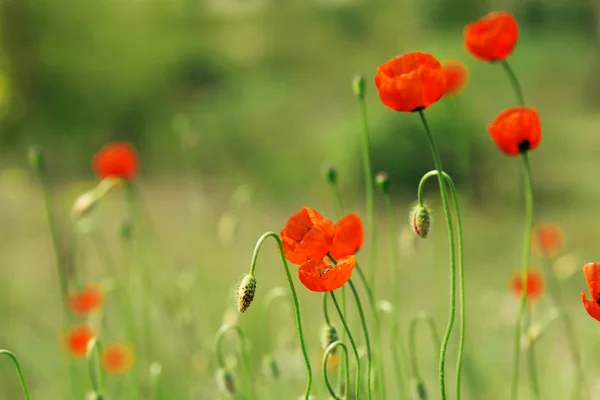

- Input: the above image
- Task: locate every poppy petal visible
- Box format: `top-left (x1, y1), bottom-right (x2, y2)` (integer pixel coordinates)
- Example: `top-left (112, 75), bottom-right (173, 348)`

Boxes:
top-left (581, 290), bottom-right (600, 322)
top-left (330, 214), bottom-right (364, 259)
top-left (298, 256), bottom-right (356, 292)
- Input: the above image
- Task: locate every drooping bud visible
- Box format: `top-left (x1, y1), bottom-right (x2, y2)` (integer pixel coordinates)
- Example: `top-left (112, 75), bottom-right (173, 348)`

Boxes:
top-left (216, 368), bottom-right (236, 395)
top-left (410, 204), bottom-right (432, 239)
top-left (410, 377), bottom-right (428, 400)
top-left (262, 353), bottom-right (280, 380)
top-left (237, 274), bottom-right (257, 313)
top-left (320, 324), bottom-right (339, 354)
top-left (28, 146), bottom-right (45, 173)
top-left (119, 219), bottom-right (132, 241)
top-left (352, 74), bottom-right (366, 99)
top-left (375, 171), bottom-right (390, 194)
top-left (321, 163), bottom-right (338, 185)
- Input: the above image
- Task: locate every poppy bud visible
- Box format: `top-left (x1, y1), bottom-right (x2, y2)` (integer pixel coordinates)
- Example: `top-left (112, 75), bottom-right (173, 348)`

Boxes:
top-left (262, 354), bottom-right (280, 380)
top-left (410, 377), bottom-right (427, 400)
top-left (216, 368), bottom-right (236, 395)
top-left (237, 274), bottom-right (257, 313)
top-left (410, 205), bottom-right (432, 239)
top-left (119, 219), bottom-right (132, 240)
top-left (375, 171), bottom-right (390, 194)
top-left (28, 146), bottom-right (45, 173)
top-left (352, 74), bottom-right (366, 99)
top-left (322, 163), bottom-right (338, 185)
top-left (320, 324), bottom-right (339, 354)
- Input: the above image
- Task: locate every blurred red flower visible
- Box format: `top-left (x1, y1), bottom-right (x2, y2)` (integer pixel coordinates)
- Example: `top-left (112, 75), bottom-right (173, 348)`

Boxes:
top-left (487, 107), bottom-right (541, 155)
top-left (374, 52), bottom-right (446, 112)
top-left (464, 12), bottom-right (519, 62)
top-left (93, 142), bottom-right (139, 180)
top-left (510, 270), bottom-right (544, 302)
top-left (330, 213), bottom-right (364, 260)
top-left (67, 284), bottom-right (104, 316)
top-left (532, 223), bottom-right (564, 258)
top-left (298, 255), bottom-right (356, 292)
top-left (442, 61), bottom-right (469, 96)
top-left (62, 325), bottom-right (96, 358)
top-left (280, 207), bottom-right (335, 265)
top-left (102, 343), bottom-right (135, 374)
top-left (581, 262), bottom-right (600, 322)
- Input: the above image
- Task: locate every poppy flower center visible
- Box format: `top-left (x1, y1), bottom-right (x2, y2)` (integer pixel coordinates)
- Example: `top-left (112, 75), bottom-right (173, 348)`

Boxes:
top-left (596, 292), bottom-right (600, 306)
top-left (518, 140), bottom-right (530, 153)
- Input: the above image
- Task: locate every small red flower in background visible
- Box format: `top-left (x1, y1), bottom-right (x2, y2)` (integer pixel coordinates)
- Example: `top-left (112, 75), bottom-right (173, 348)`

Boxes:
top-left (330, 214), bottom-right (364, 260)
top-left (93, 142), bottom-right (139, 180)
top-left (374, 52), bottom-right (446, 112)
top-left (532, 223), bottom-right (564, 258)
top-left (298, 255), bottom-right (356, 292)
top-left (510, 270), bottom-right (544, 302)
top-left (280, 207), bottom-right (335, 265)
top-left (102, 343), bottom-right (135, 374)
top-left (62, 325), bottom-right (96, 358)
top-left (581, 263), bottom-right (600, 321)
top-left (487, 107), bottom-right (541, 155)
top-left (67, 284), bottom-right (104, 316)
top-left (464, 12), bottom-right (519, 62)
top-left (442, 61), bottom-right (469, 96)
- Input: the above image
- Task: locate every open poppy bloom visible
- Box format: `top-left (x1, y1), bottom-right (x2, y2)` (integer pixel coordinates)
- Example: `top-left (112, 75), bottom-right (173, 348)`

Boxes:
top-left (102, 343), bottom-right (135, 374)
top-left (442, 61), bottom-right (468, 96)
top-left (487, 107), bottom-right (541, 155)
top-left (510, 270), bottom-right (544, 302)
top-left (67, 284), bottom-right (104, 316)
top-left (298, 255), bottom-right (356, 292)
top-left (374, 52), bottom-right (446, 112)
top-left (330, 213), bottom-right (364, 259)
top-left (93, 142), bottom-right (139, 180)
top-left (581, 262), bottom-right (600, 321)
top-left (464, 12), bottom-right (519, 62)
top-left (532, 223), bottom-right (564, 258)
top-left (280, 207), bottom-right (335, 265)
top-left (62, 325), bottom-right (96, 358)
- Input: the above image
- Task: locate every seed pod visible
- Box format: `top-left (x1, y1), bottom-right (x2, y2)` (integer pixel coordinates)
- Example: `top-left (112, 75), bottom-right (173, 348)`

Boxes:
top-left (237, 274), bottom-right (257, 313)
top-left (410, 205), bottom-right (432, 239)
top-left (320, 324), bottom-right (339, 354)
top-left (216, 368), bottom-right (236, 395)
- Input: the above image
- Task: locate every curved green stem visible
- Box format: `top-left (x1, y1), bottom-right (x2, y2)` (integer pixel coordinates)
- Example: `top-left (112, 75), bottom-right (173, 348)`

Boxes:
top-left (86, 338), bottom-right (106, 397)
top-left (500, 61), bottom-right (525, 106)
top-left (510, 153), bottom-right (534, 400)
top-left (215, 324), bottom-right (254, 399)
top-left (247, 232), bottom-right (312, 399)
top-left (408, 312), bottom-right (441, 380)
top-left (349, 279), bottom-right (373, 400)
top-left (417, 170), bottom-right (466, 399)
top-left (323, 341), bottom-right (351, 400)
top-left (417, 110), bottom-right (457, 400)
top-left (323, 293), bottom-right (333, 326)
top-left (0, 350), bottom-right (31, 400)
top-left (330, 290), bottom-right (361, 399)
top-left (525, 307), bottom-right (541, 399)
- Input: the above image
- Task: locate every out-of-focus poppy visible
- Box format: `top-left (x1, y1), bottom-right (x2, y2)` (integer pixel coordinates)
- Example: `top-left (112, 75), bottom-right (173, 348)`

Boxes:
top-left (487, 107), bottom-right (541, 155)
top-left (93, 142), bottom-right (139, 180)
top-left (280, 207), bottom-right (334, 265)
top-left (442, 61), bottom-right (469, 96)
top-left (298, 255), bottom-right (356, 292)
top-left (67, 284), bottom-right (104, 316)
top-left (532, 223), bottom-right (564, 258)
top-left (510, 270), bottom-right (544, 302)
top-left (374, 52), bottom-right (446, 112)
top-left (581, 262), bottom-right (600, 321)
top-left (330, 214), bottom-right (364, 260)
top-left (464, 12), bottom-right (519, 62)
top-left (102, 343), bottom-right (135, 374)
top-left (62, 325), bottom-right (96, 358)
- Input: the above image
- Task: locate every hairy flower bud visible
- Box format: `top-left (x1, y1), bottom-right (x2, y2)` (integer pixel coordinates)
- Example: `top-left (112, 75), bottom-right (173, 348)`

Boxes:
top-left (375, 171), bottom-right (390, 194)
top-left (217, 368), bottom-right (236, 395)
top-left (237, 274), bottom-right (257, 313)
top-left (410, 205), bottom-right (432, 239)
top-left (262, 354), bottom-right (280, 380)
top-left (352, 74), bottom-right (366, 99)
top-left (320, 324), bottom-right (339, 354)
top-left (321, 163), bottom-right (338, 185)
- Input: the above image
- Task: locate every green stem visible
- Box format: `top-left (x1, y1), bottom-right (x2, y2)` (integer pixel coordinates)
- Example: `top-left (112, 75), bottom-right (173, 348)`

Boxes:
top-left (417, 170), bottom-right (466, 399)
top-left (0, 350), bottom-right (31, 400)
top-left (510, 153), bottom-right (534, 400)
top-left (323, 341), bottom-right (351, 400)
top-left (323, 293), bottom-right (333, 326)
top-left (349, 279), bottom-right (373, 400)
top-left (526, 307), bottom-right (541, 399)
top-left (408, 313), bottom-right (442, 379)
top-left (330, 290), bottom-right (361, 399)
top-left (500, 60), bottom-right (525, 106)
top-left (86, 338), bottom-right (106, 397)
top-left (215, 324), bottom-right (254, 399)
top-left (247, 232), bottom-right (312, 399)
top-left (417, 110), bottom-right (457, 400)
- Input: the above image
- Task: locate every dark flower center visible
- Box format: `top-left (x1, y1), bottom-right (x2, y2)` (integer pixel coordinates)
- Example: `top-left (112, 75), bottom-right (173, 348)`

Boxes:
top-left (596, 292), bottom-right (600, 306)
top-left (518, 140), bottom-right (530, 153)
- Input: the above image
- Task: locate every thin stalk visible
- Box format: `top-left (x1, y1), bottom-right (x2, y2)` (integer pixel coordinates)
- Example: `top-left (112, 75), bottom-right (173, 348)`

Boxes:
top-left (417, 110), bottom-right (457, 400)
top-left (417, 170), bottom-right (466, 398)
top-left (500, 61), bottom-right (525, 106)
top-left (0, 350), bottom-right (31, 400)
top-left (247, 232), bottom-right (312, 399)
top-left (330, 290), bottom-right (361, 399)
top-left (86, 338), bottom-right (106, 397)
top-left (215, 324), bottom-right (254, 400)
top-left (408, 313), bottom-right (442, 379)
top-left (526, 307), bottom-right (541, 399)
top-left (323, 341), bottom-right (351, 400)
top-left (348, 279), bottom-right (373, 400)
top-left (510, 153), bottom-right (534, 400)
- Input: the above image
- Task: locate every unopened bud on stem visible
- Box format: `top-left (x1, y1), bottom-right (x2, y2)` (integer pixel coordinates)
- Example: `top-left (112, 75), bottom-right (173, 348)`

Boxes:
top-left (410, 377), bottom-right (427, 400)
top-left (322, 163), bottom-right (338, 185)
top-left (320, 324), bottom-right (339, 354)
top-left (410, 204), bottom-right (432, 239)
top-left (216, 368), bottom-right (236, 395)
top-left (352, 74), bottom-right (366, 99)
top-left (28, 147), bottom-right (45, 173)
top-left (375, 171), bottom-right (390, 194)
top-left (237, 274), bottom-right (257, 313)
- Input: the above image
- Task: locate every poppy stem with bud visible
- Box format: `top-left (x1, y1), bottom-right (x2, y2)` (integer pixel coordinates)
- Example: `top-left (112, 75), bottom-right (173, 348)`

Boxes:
top-left (215, 324), bottom-right (254, 400)
top-left (322, 341), bottom-right (350, 400)
top-left (408, 312), bottom-right (441, 389)
top-left (0, 350), bottom-right (31, 400)
top-left (246, 232), bottom-right (312, 399)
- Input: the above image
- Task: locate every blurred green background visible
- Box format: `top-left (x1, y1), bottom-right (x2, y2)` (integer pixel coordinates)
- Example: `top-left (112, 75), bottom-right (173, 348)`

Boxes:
top-left (1, 0), bottom-right (600, 399)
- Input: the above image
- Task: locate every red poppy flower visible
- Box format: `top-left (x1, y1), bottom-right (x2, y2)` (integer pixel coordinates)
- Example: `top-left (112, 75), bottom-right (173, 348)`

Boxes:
top-left (102, 343), bottom-right (135, 374)
top-left (487, 107), bottom-right (541, 155)
top-left (67, 284), bottom-right (104, 316)
top-left (330, 214), bottom-right (364, 260)
top-left (464, 12), bottom-right (519, 62)
top-left (280, 207), bottom-right (335, 265)
top-left (510, 270), bottom-right (544, 302)
top-left (93, 142), bottom-right (139, 180)
top-left (374, 52), bottom-right (446, 112)
top-left (62, 325), bottom-right (96, 358)
top-left (442, 61), bottom-right (468, 96)
top-left (298, 255), bottom-right (356, 292)
top-left (532, 223), bottom-right (564, 258)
